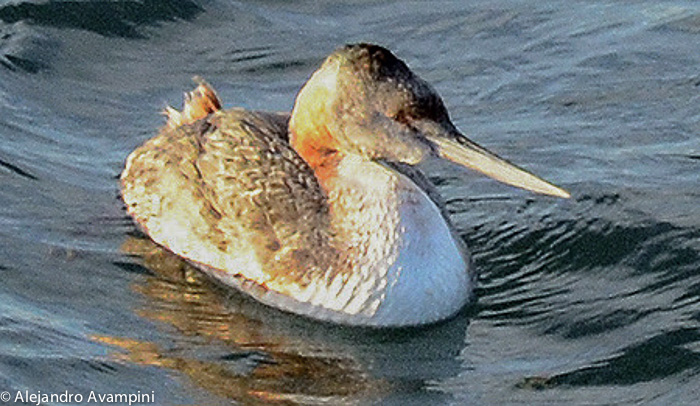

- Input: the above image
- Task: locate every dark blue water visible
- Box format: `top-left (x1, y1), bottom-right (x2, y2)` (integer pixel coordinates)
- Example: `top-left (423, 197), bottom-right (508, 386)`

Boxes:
top-left (1, 1), bottom-right (698, 405)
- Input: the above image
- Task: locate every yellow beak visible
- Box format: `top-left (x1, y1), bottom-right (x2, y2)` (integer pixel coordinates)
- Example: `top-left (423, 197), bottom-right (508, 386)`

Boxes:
top-left (428, 132), bottom-right (570, 199)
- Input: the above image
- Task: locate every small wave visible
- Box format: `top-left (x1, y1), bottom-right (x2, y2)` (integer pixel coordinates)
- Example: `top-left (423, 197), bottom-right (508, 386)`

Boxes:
top-left (0, 156), bottom-right (38, 180)
top-left (0, 21), bottom-right (56, 72)
top-left (529, 327), bottom-right (700, 387)
top-left (651, 9), bottom-right (700, 34)
top-left (0, 0), bottom-right (204, 38)
top-left (462, 187), bottom-right (700, 388)
top-left (463, 188), bottom-right (700, 339)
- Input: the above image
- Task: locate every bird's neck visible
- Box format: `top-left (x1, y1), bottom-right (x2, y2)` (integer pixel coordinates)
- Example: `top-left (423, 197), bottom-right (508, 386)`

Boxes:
top-left (323, 154), bottom-right (404, 256)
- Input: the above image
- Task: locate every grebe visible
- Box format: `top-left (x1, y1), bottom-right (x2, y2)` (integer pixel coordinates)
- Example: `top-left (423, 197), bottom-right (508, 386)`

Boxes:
top-left (121, 44), bottom-right (569, 327)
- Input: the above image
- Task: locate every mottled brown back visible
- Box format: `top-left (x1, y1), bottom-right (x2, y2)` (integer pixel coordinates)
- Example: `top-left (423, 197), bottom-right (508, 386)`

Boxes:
top-left (121, 109), bottom-right (335, 288)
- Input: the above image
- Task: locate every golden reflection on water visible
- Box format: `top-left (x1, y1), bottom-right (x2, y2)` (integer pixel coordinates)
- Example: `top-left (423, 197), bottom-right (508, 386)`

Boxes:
top-left (96, 236), bottom-right (390, 405)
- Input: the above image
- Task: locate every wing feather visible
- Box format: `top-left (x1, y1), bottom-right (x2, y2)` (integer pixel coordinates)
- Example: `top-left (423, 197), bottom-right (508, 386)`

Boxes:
top-left (121, 109), bottom-right (334, 289)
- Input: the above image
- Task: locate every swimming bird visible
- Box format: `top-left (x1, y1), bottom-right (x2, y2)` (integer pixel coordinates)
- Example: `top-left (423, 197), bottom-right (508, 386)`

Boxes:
top-left (121, 44), bottom-right (569, 327)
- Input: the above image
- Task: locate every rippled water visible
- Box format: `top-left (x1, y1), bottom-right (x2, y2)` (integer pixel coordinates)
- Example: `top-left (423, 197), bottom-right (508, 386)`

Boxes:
top-left (1, 0), bottom-right (698, 405)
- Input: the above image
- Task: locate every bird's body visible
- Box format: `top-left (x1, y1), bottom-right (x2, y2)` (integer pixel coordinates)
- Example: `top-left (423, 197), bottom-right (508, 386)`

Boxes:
top-left (121, 44), bottom-right (568, 327)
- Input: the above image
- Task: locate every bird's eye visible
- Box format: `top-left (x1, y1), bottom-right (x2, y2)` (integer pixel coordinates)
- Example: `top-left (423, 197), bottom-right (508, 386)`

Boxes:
top-left (391, 110), bottom-right (420, 133)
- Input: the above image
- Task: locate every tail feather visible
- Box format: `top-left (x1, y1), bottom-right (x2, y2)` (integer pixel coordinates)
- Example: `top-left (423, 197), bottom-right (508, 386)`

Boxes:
top-left (164, 78), bottom-right (222, 129)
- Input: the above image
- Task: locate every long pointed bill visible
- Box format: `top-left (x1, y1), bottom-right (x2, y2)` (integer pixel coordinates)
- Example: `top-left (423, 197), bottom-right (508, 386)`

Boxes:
top-left (427, 132), bottom-right (571, 199)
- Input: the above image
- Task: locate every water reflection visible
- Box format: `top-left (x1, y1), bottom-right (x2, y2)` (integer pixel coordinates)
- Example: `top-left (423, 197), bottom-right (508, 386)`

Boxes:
top-left (98, 235), bottom-right (470, 404)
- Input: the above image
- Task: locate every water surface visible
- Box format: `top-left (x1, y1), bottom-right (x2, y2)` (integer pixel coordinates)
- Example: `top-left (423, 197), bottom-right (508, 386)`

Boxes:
top-left (1, 0), bottom-right (699, 404)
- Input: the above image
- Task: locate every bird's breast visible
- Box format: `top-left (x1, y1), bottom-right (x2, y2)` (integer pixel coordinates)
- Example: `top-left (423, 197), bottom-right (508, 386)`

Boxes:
top-left (291, 155), bottom-right (474, 326)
